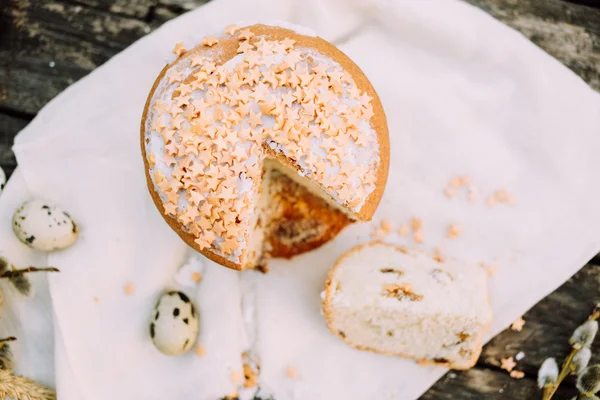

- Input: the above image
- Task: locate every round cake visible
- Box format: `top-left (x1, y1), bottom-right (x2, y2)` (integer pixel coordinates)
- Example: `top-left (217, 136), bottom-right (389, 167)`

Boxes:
top-left (141, 23), bottom-right (389, 270)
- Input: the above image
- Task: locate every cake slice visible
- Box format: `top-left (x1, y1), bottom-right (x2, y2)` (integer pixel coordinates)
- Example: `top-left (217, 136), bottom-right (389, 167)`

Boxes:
top-left (322, 242), bottom-right (493, 370)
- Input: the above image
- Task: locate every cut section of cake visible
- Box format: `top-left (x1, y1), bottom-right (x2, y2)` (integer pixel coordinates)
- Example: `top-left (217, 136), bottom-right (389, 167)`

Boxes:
top-left (141, 23), bottom-right (389, 270)
top-left (323, 242), bottom-right (493, 370)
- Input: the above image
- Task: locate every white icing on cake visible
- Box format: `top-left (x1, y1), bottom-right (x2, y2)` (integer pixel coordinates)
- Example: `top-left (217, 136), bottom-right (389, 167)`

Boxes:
top-left (143, 25), bottom-right (381, 267)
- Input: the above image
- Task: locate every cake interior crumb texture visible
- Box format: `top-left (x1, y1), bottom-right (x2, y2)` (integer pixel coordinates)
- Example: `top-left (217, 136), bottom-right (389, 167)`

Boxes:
top-left (325, 243), bottom-right (492, 369)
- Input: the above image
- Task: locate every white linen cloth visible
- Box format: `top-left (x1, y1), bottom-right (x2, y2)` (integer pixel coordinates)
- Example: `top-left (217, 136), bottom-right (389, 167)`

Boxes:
top-left (1, 0), bottom-right (600, 398)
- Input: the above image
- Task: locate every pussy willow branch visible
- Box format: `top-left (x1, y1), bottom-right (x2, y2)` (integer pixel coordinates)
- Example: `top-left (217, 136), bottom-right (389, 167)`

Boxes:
top-left (0, 267), bottom-right (59, 279)
top-left (543, 304), bottom-right (600, 400)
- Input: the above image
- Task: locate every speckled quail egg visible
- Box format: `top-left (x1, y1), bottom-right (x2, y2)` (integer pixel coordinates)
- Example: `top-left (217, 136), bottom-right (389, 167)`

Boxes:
top-left (150, 291), bottom-right (199, 356)
top-left (12, 200), bottom-right (78, 251)
top-left (0, 166), bottom-right (5, 193)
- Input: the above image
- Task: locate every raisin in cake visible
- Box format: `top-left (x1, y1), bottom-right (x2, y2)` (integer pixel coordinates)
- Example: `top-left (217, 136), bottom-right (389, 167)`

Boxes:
top-left (322, 242), bottom-right (492, 370)
top-left (141, 23), bottom-right (389, 270)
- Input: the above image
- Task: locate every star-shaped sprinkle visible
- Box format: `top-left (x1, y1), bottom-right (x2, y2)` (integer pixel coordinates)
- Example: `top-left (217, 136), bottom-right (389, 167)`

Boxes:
top-left (221, 237), bottom-right (238, 254)
top-left (173, 42), bottom-right (186, 56)
top-left (255, 37), bottom-right (274, 56)
top-left (163, 202), bottom-right (178, 216)
top-left (225, 24), bottom-right (238, 35)
top-left (327, 69), bottom-right (343, 82)
top-left (202, 35), bottom-right (219, 47)
top-left (238, 29), bottom-right (255, 41)
top-left (280, 38), bottom-right (295, 50)
top-left (201, 61), bottom-right (216, 75)
top-left (203, 230), bottom-right (217, 244)
top-left (147, 153), bottom-right (156, 168)
top-left (248, 111), bottom-right (263, 128)
top-left (171, 115), bottom-right (186, 129)
top-left (189, 189), bottom-right (205, 205)
top-left (355, 134), bottom-right (369, 147)
top-left (194, 237), bottom-right (212, 250)
top-left (284, 51), bottom-right (302, 67)
top-left (362, 105), bottom-right (375, 120)
top-left (281, 92), bottom-right (296, 108)
top-left (359, 92), bottom-right (372, 106)
top-left (312, 62), bottom-right (328, 76)
top-left (500, 357), bottom-right (516, 372)
top-left (511, 317), bottom-right (525, 332)
top-left (347, 86), bottom-right (361, 99)
top-left (166, 69), bottom-right (183, 84)
top-left (189, 53), bottom-right (205, 67)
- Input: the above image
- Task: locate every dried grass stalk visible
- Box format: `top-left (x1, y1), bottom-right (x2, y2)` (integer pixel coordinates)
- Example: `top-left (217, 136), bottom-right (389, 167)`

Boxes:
top-left (0, 369), bottom-right (56, 400)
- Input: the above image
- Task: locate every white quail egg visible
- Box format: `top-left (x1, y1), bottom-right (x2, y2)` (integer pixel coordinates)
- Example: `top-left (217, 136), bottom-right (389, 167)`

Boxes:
top-left (12, 200), bottom-right (78, 251)
top-left (150, 291), bottom-right (199, 356)
top-left (0, 166), bottom-right (5, 193)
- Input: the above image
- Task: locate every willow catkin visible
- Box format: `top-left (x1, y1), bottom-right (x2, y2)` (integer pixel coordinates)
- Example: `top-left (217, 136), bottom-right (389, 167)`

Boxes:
top-left (0, 369), bottom-right (56, 400)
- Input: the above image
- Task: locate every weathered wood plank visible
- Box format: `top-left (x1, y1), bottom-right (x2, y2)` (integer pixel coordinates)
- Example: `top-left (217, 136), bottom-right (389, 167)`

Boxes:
top-left (57, 0), bottom-right (157, 19)
top-left (466, 0), bottom-right (600, 90)
top-left (420, 366), bottom-right (578, 399)
top-left (0, 0), bottom-right (152, 114)
top-left (1, 0), bottom-right (598, 116)
top-left (0, 111), bottom-right (29, 179)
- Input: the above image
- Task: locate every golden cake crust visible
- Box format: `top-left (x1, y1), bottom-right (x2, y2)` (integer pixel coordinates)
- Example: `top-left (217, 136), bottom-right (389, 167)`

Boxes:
top-left (141, 24), bottom-right (389, 270)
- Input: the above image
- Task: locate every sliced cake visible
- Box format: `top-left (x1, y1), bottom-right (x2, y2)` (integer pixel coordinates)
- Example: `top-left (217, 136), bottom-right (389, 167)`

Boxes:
top-left (141, 23), bottom-right (389, 270)
top-left (323, 242), bottom-right (492, 369)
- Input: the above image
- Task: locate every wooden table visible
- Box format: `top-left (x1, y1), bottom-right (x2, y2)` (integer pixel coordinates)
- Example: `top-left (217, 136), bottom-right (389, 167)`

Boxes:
top-left (1, 1), bottom-right (599, 398)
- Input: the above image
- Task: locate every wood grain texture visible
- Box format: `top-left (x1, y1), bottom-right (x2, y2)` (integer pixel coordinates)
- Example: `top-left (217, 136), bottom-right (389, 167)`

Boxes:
top-left (465, 0), bottom-right (600, 91)
top-left (0, 0), bottom-right (599, 398)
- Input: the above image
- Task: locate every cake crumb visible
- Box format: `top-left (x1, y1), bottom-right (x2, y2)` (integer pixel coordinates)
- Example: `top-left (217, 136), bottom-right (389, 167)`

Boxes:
top-left (243, 362), bottom-right (258, 388)
top-left (93, 297), bottom-right (99, 303)
top-left (230, 370), bottom-right (243, 384)
top-left (124, 282), bottom-right (135, 296)
top-left (380, 220), bottom-right (393, 233)
top-left (458, 176), bottom-right (471, 186)
top-left (449, 177), bottom-right (462, 188)
top-left (413, 230), bottom-right (423, 244)
top-left (483, 264), bottom-right (498, 276)
top-left (486, 196), bottom-right (498, 208)
top-left (371, 226), bottom-right (388, 240)
top-left (444, 187), bottom-right (456, 199)
top-left (191, 272), bottom-right (203, 283)
top-left (432, 247), bottom-right (444, 263)
top-left (195, 344), bottom-right (206, 357)
top-left (447, 224), bottom-right (461, 239)
top-left (467, 186), bottom-right (479, 203)
top-left (500, 357), bottom-right (516, 372)
top-left (285, 366), bottom-right (299, 379)
top-left (510, 370), bottom-right (525, 379)
top-left (411, 217), bottom-right (422, 230)
top-left (398, 224), bottom-right (410, 237)
top-left (511, 317), bottom-right (525, 332)
top-left (398, 282), bottom-right (413, 292)
top-left (494, 189), bottom-right (513, 204)
top-left (449, 175), bottom-right (470, 188)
